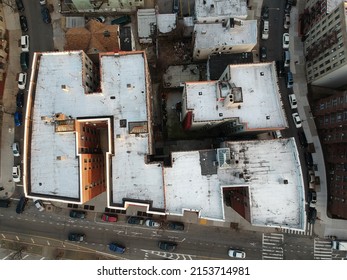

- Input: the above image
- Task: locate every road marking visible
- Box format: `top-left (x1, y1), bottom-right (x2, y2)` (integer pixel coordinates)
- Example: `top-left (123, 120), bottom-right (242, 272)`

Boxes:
top-left (22, 254), bottom-right (29, 259)
top-left (40, 257), bottom-right (45, 260)
top-left (31, 238), bottom-right (35, 244)
top-left (3, 252), bottom-right (15, 260)
top-left (47, 240), bottom-right (50, 246)
top-left (16, 236), bottom-right (19, 240)
top-left (1, 234), bottom-right (5, 238)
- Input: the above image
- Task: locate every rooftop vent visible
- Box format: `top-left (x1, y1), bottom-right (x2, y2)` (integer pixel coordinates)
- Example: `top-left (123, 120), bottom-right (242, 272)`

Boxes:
top-left (104, 30), bottom-right (110, 37)
top-left (283, 179), bottom-right (288, 184)
top-left (61, 85), bottom-right (70, 92)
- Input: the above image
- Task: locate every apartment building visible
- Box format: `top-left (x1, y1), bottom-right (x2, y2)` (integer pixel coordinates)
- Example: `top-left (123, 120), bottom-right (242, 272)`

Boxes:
top-left (181, 62), bottom-right (287, 134)
top-left (60, 0), bottom-right (144, 14)
top-left (312, 90), bottom-right (347, 218)
top-left (192, 19), bottom-right (257, 60)
top-left (303, 0), bottom-right (347, 88)
top-left (194, 0), bottom-right (248, 23)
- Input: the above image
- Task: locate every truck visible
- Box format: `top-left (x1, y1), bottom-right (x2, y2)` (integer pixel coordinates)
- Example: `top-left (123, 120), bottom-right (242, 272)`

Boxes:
top-left (332, 240), bottom-right (347, 251)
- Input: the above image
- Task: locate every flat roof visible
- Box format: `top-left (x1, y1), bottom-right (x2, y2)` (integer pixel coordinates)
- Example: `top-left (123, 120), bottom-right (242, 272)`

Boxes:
top-left (185, 63), bottom-right (288, 130)
top-left (195, 0), bottom-right (248, 20)
top-left (165, 138), bottom-right (305, 230)
top-left (28, 51), bottom-right (164, 208)
top-left (193, 21), bottom-right (257, 50)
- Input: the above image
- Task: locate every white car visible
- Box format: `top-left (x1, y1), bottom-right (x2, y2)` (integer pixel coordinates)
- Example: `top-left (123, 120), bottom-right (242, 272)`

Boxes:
top-left (292, 112), bottom-right (302, 128)
top-left (34, 199), bottom-right (45, 211)
top-left (284, 14), bottom-right (290, 29)
top-left (262, 20), bottom-right (269, 40)
top-left (145, 219), bottom-right (161, 228)
top-left (283, 33), bottom-right (290, 49)
top-left (20, 35), bottom-right (29, 52)
top-left (289, 94), bottom-right (298, 109)
top-left (228, 249), bottom-right (246, 258)
top-left (12, 165), bottom-right (21, 183)
top-left (18, 72), bottom-right (27, 90)
top-left (272, 130), bottom-right (283, 139)
top-left (12, 142), bottom-right (20, 157)
top-left (39, 0), bottom-right (46, 5)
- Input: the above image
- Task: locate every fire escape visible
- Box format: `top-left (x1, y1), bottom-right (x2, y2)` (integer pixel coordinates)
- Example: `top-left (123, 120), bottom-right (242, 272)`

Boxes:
top-left (301, 0), bottom-right (327, 36)
top-left (306, 30), bottom-right (338, 61)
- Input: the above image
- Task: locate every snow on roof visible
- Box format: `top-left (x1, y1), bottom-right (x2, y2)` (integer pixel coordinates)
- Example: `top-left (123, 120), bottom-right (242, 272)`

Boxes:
top-left (327, 0), bottom-right (345, 13)
top-left (157, 14), bottom-right (176, 34)
top-left (137, 9), bottom-right (156, 40)
top-left (195, 0), bottom-right (248, 20)
top-left (193, 20), bottom-right (257, 50)
top-left (29, 51), bottom-right (164, 207)
top-left (164, 138), bottom-right (305, 230)
top-left (185, 63), bottom-right (288, 130)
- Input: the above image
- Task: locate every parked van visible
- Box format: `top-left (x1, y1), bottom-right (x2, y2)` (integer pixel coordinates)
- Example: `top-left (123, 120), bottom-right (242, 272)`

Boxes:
top-left (283, 50), bottom-right (290, 67)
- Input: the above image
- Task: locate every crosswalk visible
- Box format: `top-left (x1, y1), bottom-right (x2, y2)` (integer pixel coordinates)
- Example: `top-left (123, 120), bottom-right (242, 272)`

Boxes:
top-left (279, 223), bottom-right (314, 236)
top-left (314, 238), bottom-right (332, 260)
top-left (142, 249), bottom-right (196, 260)
top-left (262, 233), bottom-right (284, 260)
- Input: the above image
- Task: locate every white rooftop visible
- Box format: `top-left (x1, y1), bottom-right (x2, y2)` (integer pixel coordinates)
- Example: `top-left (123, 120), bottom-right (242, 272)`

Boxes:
top-left (185, 63), bottom-right (288, 130)
top-left (28, 51), bottom-right (164, 208)
top-left (137, 9), bottom-right (156, 40)
top-left (195, 0), bottom-right (248, 20)
top-left (165, 138), bottom-right (305, 230)
top-left (327, 0), bottom-right (345, 13)
top-left (193, 20), bottom-right (257, 50)
top-left (157, 14), bottom-right (176, 34)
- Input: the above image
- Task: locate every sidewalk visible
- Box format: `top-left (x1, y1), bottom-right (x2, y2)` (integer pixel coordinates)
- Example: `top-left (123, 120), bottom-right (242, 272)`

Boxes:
top-left (0, 5), bottom-right (23, 200)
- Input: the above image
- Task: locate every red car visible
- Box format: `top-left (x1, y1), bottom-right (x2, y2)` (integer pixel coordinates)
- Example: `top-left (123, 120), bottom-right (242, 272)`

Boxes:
top-left (102, 213), bottom-right (118, 222)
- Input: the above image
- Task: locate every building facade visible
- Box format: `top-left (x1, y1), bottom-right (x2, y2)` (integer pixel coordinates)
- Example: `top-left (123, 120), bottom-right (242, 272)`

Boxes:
top-left (312, 90), bottom-right (347, 218)
top-left (303, 0), bottom-right (347, 88)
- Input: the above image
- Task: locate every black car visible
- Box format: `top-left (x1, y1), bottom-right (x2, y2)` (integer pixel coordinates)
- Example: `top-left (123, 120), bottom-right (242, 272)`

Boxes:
top-left (167, 222), bottom-right (184, 231)
top-left (284, 3), bottom-right (292, 14)
top-left (108, 243), bottom-right (126, 254)
top-left (15, 0), bottom-right (24, 12)
top-left (16, 91), bottom-right (24, 108)
top-left (41, 7), bottom-right (51, 24)
top-left (304, 152), bottom-right (313, 167)
top-left (19, 15), bottom-right (28, 32)
top-left (275, 61), bottom-right (285, 77)
top-left (158, 241), bottom-right (177, 252)
top-left (308, 190), bottom-right (317, 204)
top-left (127, 216), bottom-right (144, 225)
top-left (308, 207), bottom-right (317, 224)
top-left (260, 46), bottom-right (267, 62)
top-left (298, 131), bottom-right (308, 148)
top-left (69, 210), bottom-right (86, 219)
top-left (68, 233), bottom-right (85, 241)
top-left (20, 52), bottom-right (29, 71)
top-left (261, 6), bottom-right (269, 20)
top-left (16, 196), bottom-right (28, 214)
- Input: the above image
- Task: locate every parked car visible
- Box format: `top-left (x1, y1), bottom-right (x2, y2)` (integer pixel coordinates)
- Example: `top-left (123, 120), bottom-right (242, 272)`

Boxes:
top-left (308, 169), bottom-right (315, 189)
top-left (260, 46), bottom-right (267, 62)
top-left (283, 50), bottom-right (290, 67)
top-left (16, 196), bottom-right (27, 214)
top-left (19, 15), bottom-right (28, 32)
top-left (34, 199), bottom-right (45, 211)
top-left (14, 111), bottom-right (22, 127)
top-left (284, 3), bottom-right (292, 14)
top-left (20, 52), bottom-right (29, 71)
top-left (167, 221), bottom-right (184, 231)
top-left (262, 20), bottom-right (269, 40)
top-left (298, 131), bottom-right (308, 148)
top-left (41, 6), bottom-right (51, 24)
top-left (12, 165), bottom-right (21, 182)
top-left (261, 5), bottom-right (269, 19)
top-left (284, 14), bottom-right (290, 29)
top-left (158, 241), bottom-right (177, 252)
top-left (96, 16), bottom-right (106, 23)
top-left (286, 71), bottom-right (293, 88)
top-left (20, 35), bottom-right (29, 52)
top-left (15, 0), bottom-right (24, 12)
top-left (18, 72), bottom-right (27, 90)
top-left (69, 210), bottom-right (86, 219)
top-left (272, 130), bottom-right (283, 139)
top-left (282, 33), bottom-right (290, 49)
top-left (127, 216), bottom-right (144, 225)
top-left (12, 142), bottom-right (20, 157)
top-left (289, 94), bottom-right (297, 109)
top-left (292, 112), bottom-right (302, 128)
top-left (228, 249), bottom-right (246, 258)
top-left (145, 219), bottom-right (161, 228)
top-left (304, 151), bottom-right (314, 167)
top-left (308, 190), bottom-right (317, 204)
top-left (68, 233), bottom-right (85, 241)
top-left (16, 91), bottom-right (24, 108)
top-left (108, 243), bottom-right (125, 254)
top-left (101, 213), bottom-right (118, 222)
top-left (308, 207), bottom-right (317, 224)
